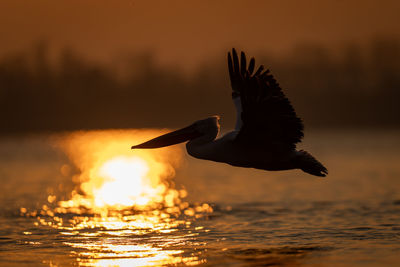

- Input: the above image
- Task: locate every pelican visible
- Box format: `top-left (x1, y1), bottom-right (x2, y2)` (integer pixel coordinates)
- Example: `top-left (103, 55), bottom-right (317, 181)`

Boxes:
top-left (132, 49), bottom-right (328, 177)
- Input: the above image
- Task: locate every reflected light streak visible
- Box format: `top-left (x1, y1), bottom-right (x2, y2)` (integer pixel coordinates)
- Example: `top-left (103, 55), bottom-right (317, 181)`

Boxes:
top-left (21, 130), bottom-right (212, 266)
top-left (66, 241), bottom-right (203, 267)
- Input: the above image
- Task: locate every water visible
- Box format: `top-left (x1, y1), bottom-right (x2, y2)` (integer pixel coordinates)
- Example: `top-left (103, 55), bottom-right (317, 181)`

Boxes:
top-left (1, 130), bottom-right (400, 266)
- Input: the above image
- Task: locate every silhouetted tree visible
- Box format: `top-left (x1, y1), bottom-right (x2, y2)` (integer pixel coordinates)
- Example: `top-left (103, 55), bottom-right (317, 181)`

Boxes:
top-left (0, 38), bottom-right (399, 133)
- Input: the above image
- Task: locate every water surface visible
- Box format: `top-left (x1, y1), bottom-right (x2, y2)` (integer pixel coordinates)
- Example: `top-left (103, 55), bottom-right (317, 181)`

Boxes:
top-left (0, 130), bottom-right (399, 266)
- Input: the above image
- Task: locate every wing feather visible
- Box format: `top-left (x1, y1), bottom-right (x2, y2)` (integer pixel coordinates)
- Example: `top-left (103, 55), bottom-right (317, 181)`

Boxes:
top-left (227, 48), bottom-right (304, 150)
top-left (248, 57), bottom-right (255, 75)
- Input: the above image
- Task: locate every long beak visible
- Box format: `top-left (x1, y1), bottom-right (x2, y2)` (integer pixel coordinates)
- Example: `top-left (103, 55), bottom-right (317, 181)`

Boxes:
top-left (131, 124), bottom-right (201, 149)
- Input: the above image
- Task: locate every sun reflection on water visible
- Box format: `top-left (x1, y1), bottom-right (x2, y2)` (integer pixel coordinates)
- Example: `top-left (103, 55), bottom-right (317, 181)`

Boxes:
top-left (54, 212), bottom-right (207, 267)
top-left (95, 157), bottom-right (150, 207)
top-left (20, 130), bottom-right (212, 266)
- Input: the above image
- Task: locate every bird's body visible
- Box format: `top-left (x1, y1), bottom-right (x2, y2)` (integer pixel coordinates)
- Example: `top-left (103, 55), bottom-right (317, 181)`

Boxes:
top-left (132, 49), bottom-right (327, 177)
top-left (188, 134), bottom-right (297, 171)
top-left (184, 116), bottom-right (325, 176)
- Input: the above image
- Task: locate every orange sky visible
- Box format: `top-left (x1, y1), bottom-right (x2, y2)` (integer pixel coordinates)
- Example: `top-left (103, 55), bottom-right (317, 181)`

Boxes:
top-left (0, 0), bottom-right (399, 68)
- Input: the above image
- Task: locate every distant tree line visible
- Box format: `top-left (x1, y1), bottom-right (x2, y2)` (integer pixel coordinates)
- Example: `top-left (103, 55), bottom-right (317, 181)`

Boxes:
top-left (0, 38), bottom-right (399, 133)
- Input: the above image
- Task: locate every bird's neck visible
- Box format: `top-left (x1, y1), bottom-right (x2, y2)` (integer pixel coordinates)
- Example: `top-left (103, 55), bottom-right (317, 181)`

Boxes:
top-left (186, 133), bottom-right (218, 160)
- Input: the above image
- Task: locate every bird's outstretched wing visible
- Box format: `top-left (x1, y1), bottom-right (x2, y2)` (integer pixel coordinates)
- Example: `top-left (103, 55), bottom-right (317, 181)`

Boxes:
top-left (228, 48), bottom-right (304, 150)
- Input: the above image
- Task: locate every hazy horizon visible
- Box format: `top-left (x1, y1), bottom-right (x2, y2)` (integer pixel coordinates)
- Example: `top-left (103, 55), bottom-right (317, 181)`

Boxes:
top-left (1, 0), bottom-right (399, 69)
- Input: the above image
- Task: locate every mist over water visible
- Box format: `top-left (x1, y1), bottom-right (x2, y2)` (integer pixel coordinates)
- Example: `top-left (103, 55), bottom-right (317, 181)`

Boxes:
top-left (0, 130), bottom-right (399, 266)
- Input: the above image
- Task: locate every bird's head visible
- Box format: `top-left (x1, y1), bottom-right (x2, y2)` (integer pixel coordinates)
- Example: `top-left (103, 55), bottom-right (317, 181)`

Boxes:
top-left (191, 115), bottom-right (220, 136)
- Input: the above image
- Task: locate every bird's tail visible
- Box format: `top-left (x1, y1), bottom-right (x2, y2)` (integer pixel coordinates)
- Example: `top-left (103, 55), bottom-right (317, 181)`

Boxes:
top-left (296, 150), bottom-right (328, 177)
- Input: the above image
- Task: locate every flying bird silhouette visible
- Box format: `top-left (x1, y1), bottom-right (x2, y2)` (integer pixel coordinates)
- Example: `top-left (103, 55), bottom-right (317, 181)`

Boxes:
top-left (132, 49), bottom-right (328, 177)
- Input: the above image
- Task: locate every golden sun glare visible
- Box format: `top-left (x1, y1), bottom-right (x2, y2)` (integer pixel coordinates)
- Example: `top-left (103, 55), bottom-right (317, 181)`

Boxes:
top-left (94, 156), bottom-right (150, 207)
top-left (19, 130), bottom-right (212, 266)
top-left (54, 129), bottom-right (185, 214)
